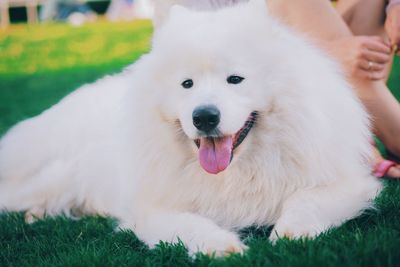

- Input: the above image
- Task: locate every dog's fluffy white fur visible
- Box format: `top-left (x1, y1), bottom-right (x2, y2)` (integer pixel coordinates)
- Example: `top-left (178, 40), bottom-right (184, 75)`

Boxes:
top-left (0, 0), bottom-right (382, 255)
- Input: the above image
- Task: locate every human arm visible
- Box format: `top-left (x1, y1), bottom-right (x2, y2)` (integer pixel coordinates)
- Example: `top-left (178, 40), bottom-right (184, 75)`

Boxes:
top-left (385, 0), bottom-right (400, 54)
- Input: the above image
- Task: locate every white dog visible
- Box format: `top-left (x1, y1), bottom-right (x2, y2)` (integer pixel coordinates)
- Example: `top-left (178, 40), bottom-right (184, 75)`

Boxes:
top-left (0, 0), bottom-right (382, 256)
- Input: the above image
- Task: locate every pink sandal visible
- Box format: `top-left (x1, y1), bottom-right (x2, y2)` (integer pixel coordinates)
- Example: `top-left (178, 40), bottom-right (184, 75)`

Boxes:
top-left (373, 160), bottom-right (397, 178)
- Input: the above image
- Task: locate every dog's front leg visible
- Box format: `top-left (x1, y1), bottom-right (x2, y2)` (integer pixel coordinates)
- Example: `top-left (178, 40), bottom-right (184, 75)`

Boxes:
top-left (270, 179), bottom-right (381, 241)
top-left (126, 210), bottom-right (246, 256)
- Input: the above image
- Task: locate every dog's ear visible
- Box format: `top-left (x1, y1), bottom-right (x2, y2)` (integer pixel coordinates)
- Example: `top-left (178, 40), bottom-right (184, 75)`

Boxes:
top-left (169, 4), bottom-right (191, 18)
top-left (152, 0), bottom-right (191, 30)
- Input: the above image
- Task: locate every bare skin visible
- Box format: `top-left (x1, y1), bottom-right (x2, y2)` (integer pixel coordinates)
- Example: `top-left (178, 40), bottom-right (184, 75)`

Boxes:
top-left (267, 0), bottom-right (400, 178)
top-left (386, 5), bottom-right (400, 52)
top-left (337, 0), bottom-right (400, 177)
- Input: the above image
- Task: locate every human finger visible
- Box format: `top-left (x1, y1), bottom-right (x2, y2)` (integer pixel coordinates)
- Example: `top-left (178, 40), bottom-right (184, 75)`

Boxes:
top-left (359, 60), bottom-right (385, 72)
top-left (364, 39), bottom-right (392, 54)
top-left (389, 31), bottom-right (400, 46)
top-left (369, 36), bottom-right (391, 47)
top-left (394, 44), bottom-right (400, 56)
top-left (363, 50), bottom-right (391, 64)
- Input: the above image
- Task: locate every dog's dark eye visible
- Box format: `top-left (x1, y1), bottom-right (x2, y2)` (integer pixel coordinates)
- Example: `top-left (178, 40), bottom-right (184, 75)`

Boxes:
top-left (181, 79), bottom-right (194, 89)
top-left (227, 75), bottom-right (244, 84)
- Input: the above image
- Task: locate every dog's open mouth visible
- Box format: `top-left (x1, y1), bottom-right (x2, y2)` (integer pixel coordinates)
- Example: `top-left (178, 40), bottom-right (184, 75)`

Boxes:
top-left (194, 111), bottom-right (258, 174)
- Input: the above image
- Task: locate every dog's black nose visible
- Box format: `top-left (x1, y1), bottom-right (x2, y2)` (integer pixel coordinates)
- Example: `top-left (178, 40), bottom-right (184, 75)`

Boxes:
top-left (192, 105), bottom-right (220, 132)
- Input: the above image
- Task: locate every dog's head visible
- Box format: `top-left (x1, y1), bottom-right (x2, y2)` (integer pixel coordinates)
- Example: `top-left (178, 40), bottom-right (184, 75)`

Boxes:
top-left (148, 0), bottom-right (291, 174)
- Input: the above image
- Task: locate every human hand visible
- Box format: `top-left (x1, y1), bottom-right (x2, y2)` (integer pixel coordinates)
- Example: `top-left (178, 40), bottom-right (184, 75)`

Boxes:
top-left (385, 4), bottom-right (400, 55)
top-left (324, 36), bottom-right (391, 80)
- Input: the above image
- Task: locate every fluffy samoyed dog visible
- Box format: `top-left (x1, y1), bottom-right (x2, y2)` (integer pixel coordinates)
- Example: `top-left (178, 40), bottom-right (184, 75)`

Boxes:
top-left (0, 0), bottom-right (382, 255)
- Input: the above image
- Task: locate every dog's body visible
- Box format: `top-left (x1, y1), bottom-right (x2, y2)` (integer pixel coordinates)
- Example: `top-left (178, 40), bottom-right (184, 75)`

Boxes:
top-left (0, 0), bottom-right (381, 255)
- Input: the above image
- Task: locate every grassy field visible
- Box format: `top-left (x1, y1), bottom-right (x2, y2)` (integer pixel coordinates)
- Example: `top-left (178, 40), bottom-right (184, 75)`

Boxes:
top-left (1, 21), bottom-right (400, 267)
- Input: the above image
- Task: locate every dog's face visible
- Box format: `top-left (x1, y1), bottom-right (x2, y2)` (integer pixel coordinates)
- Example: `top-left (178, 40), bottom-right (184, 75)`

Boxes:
top-left (149, 0), bottom-right (286, 174)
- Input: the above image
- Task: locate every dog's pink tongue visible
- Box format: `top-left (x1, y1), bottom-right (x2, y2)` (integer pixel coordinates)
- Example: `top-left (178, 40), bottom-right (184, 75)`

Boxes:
top-left (199, 137), bottom-right (233, 174)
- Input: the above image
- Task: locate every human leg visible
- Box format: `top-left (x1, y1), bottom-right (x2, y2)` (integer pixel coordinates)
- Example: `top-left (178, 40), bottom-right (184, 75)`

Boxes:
top-left (336, 0), bottom-right (387, 37)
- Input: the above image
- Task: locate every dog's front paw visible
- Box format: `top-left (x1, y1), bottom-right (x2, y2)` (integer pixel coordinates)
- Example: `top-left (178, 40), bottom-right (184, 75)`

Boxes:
top-left (269, 222), bottom-right (321, 242)
top-left (187, 230), bottom-right (246, 257)
top-left (24, 207), bottom-right (45, 224)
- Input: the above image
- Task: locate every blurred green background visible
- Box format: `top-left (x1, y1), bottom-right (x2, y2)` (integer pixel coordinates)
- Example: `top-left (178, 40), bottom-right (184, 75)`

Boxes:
top-left (0, 20), bottom-right (152, 134)
top-left (0, 21), bottom-right (151, 74)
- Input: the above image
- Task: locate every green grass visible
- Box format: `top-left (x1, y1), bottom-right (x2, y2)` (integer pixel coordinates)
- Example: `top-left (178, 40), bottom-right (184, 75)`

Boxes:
top-left (1, 21), bottom-right (400, 267)
top-left (0, 20), bottom-right (152, 75)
